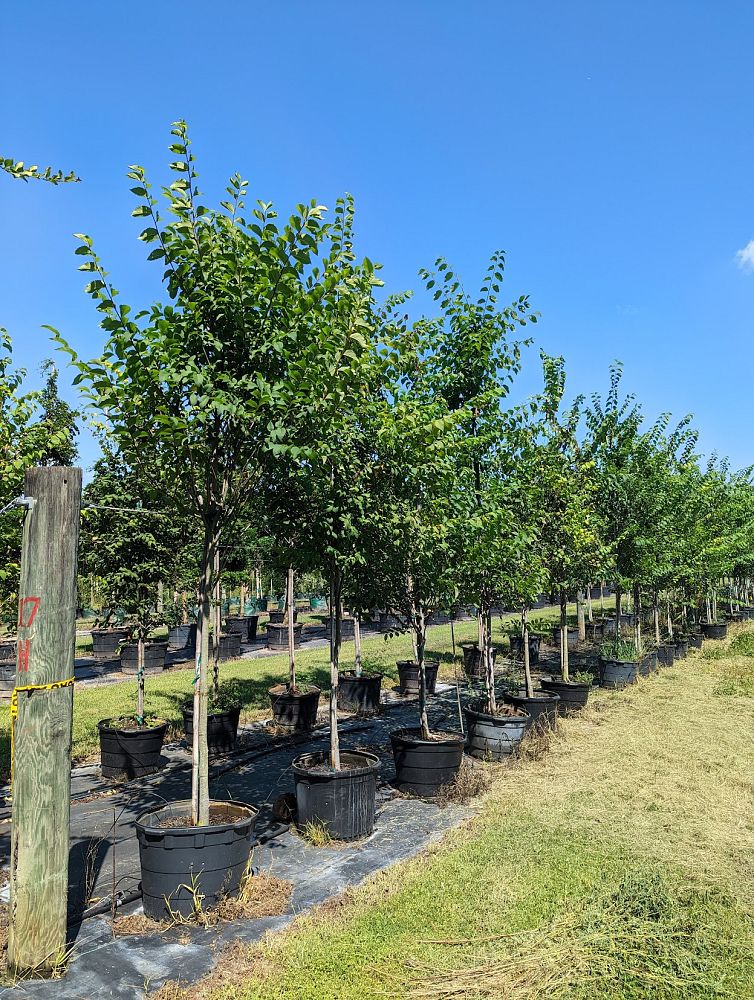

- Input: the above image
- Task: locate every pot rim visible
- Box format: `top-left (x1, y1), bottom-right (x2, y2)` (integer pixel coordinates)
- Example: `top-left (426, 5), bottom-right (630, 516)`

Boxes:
top-left (182, 704), bottom-right (241, 719)
top-left (504, 689), bottom-right (560, 704)
top-left (292, 749), bottom-right (380, 779)
top-left (337, 671), bottom-right (384, 681)
top-left (390, 726), bottom-right (464, 748)
top-left (395, 659), bottom-right (440, 669)
top-left (98, 716), bottom-right (168, 734)
top-left (540, 676), bottom-right (592, 691)
top-left (599, 656), bottom-right (639, 667)
top-left (268, 683), bottom-right (321, 699)
top-left (465, 701), bottom-right (532, 723)
top-left (135, 797), bottom-right (258, 835)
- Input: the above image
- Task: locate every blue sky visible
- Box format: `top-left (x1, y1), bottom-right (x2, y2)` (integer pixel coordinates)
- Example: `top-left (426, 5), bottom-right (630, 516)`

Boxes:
top-left (2, 1), bottom-right (753, 473)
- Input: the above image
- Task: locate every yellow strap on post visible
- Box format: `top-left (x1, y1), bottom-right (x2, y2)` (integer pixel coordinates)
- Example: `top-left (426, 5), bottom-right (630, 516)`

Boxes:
top-left (10, 676), bottom-right (75, 789)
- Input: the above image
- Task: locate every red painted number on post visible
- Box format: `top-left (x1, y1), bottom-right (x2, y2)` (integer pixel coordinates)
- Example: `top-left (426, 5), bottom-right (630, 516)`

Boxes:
top-left (18, 639), bottom-right (30, 672)
top-left (18, 596), bottom-right (41, 629)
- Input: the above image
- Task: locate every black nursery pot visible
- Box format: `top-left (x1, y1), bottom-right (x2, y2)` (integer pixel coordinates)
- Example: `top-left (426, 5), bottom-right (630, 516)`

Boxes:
top-left (460, 643), bottom-right (498, 680)
top-left (396, 660), bottom-right (439, 695)
top-left (325, 618), bottom-right (356, 640)
top-left (119, 640), bottom-right (168, 675)
top-left (552, 625), bottom-right (578, 650)
top-left (539, 676), bottom-right (591, 715)
top-left (639, 651), bottom-right (658, 677)
top-left (182, 705), bottom-right (241, 753)
top-left (656, 643), bottom-right (675, 667)
top-left (502, 689), bottom-right (559, 730)
top-left (136, 799), bottom-right (258, 921)
top-left (0, 660), bottom-right (15, 703)
top-left (508, 635), bottom-right (541, 664)
top-left (585, 621), bottom-right (605, 642)
top-left (268, 609), bottom-right (298, 625)
top-left (0, 638), bottom-right (16, 661)
top-left (266, 622), bottom-right (302, 651)
top-left (599, 657), bottom-right (639, 689)
top-left (269, 684), bottom-right (320, 730)
top-left (336, 672), bottom-right (383, 714)
top-left (225, 615), bottom-right (259, 643)
top-left (673, 638), bottom-right (689, 659)
top-left (218, 632), bottom-right (242, 660)
top-left (688, 632), bottom-right (703, 649)
top-left (390, 728), bottom-right (464, 796)
top-left (91, 626), bottom-right (131, 659)
top-left (293, 750), bottom-right (380, 840)
top-left (167, 623), bottom-right (197, 651)
top-left (98, 718), bottom-right (168, 780)
top-left (465, 702), bottom-right (532, 760)
top-left (700, 621), bottom-right (728, 640)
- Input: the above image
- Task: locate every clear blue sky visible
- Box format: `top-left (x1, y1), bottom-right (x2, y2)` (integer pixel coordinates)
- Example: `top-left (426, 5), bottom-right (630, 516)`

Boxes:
top-left (3, 1), bottom-right (753, 473)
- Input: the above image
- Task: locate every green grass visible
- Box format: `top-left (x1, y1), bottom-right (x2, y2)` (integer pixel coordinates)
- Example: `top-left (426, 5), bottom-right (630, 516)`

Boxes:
top-left (149, 620), bottom-right (754, 1000)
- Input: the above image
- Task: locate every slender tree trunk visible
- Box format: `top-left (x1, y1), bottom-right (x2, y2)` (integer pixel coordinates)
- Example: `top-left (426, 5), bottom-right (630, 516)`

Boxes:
top-left (416, 603), bottom-right (430, 739)
top-left (157, 581), bottom-right (164, 615)
top-left (600, 581), bottom-right (605, 613)
top-left (587, 585), bottom-right (593, 622)
top-left (576, 589), bottom-right (586, 642)
top-left (354, 612), bottom-right (362, 677)
top-left (212, 547), bottom-right (221, 692)
top-left (137, 636), bottom-right (145, 722)
top-left (667, 598), bottom-right (673, 640)
top-left (712, 587), bottom-right (718, 622)
top-left (481, 602), bottom-right (496, 714)
top-left (329, 568), bottom-right (342, 769)
top-left (615, 585), bottom-right (622, 640)
top-left (451, 618), bottom-right (464, 734)
top-left (654, 595), bottom-right (661, 646)
top-left (287, 566), bottom-right (296, 691)
top-left (192, 522), bottom-right (218, 827)
top-left (560, 589), bottom-right (570, 682)
top-left (522, 607), bottom-right (533, 698)
top-left (634, 582), bottom-right (642, 654)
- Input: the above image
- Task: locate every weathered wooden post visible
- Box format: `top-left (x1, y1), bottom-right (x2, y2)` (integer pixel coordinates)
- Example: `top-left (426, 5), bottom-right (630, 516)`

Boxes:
top-left (8, 466), bottom-right (82, 975)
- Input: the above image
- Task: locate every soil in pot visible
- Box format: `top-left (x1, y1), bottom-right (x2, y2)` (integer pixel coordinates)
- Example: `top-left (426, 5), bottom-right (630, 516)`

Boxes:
top-left (508, 635), bottom-right (540, 664)
top-left (460, 643), bottom-right (498, 680)
top-left (269, 684), bottom-right (320, 730)
top-left (539, 676), bottom-right (591, 715)
top-left (98, 717), bottom-right (168, 780)
top-left (293, 750), bottom-right (380, 840)
top-left (502, 689), bottom-right (559, 730)
top-left (182, 705), bottom-right (241, 753)
top-left (168, 623), bottom-right (197, 651)
top-left (390, 727), bottom-right (464, 797)
top-left (396, 660), bottom-right (439, 695)
top-left (91, 626), bottom-right (131, 659)
top-left (266, 622), bottom-right (302, 651)
top-left (465, 702), bottom-right (532, 761)
top-left (336, 672), bottom-right (382, 715)
top-left (599, 657), bottom-right (639, 689)
top-left (136, 799), bottom-right (258, 921)
top-left (119, 640), bottom-right (168, 675)
top-left (700, 621), bottom-right (727, 640)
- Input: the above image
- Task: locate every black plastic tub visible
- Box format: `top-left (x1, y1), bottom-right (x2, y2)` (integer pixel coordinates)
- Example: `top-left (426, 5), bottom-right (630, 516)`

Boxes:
top-left (336, 672), bottom-right (382, 714)
top-left (465, 703), bottom-right (532, 760)
top-left (552, 625), bottom-right (579, 650)
top-left (91, 627), bottom-right (131, 659)
top-left (688, 632), bottom-right (703, 649)
top-left (700, 621), bottom-right (727, 640)
top-left (673, 638), bottom-right (689, 659)
top-left (396, 660), bottom-right (439, 695)
top-left (182, 705), bottom-right (241, 753)
top-left (325, 618), bottom-right (356, 640)
top-left (136, 799), bottom-right (258, 921)
top-left (98, 718), bottom-right (168, 780)
top-left (266, 622), bottom-right (302, 651)
top-left (269, 684), bottom-right (320, 730)
top-left (599, 657), bottom-right (639, 689)
top-left (639, 651), bottom-right (658, 677)
top-left (119, 640), bottom-right (168, 675)
top-left (0, 660), bottom-right (14, 703)
top-left (508, 636), bottom-right (541, 664)
top-left (167, 623), bottom-right (197, 651)
top-left (460, 643), bottom-right (498, 680)
top-left (502, 689), bottom-right (559, 729)
top-left (292, 750), bottom-right (380, 840)
top-left (218, 632), bottom-right (242, 660)
top-left (225, 615), bottom-right (259, 643)
top-left (656, 643), bottom-right (675, 667)
top-left (268, 609), bottom-right (298, 625)
top-left (0, 639), bottom-right (16, 661)
top-left (585, 621), bottom-right (605, 642)
top-left (390, 728), bottom-right (464, 796)
top-left (539, 676), bottom-right (591, 714)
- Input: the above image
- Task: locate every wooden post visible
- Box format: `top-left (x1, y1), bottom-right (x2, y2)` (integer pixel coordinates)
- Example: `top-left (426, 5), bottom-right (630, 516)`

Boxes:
top-left (8, 467), bottom-right (81, 975)
top-left (287, 566), bottom-right (296, 691)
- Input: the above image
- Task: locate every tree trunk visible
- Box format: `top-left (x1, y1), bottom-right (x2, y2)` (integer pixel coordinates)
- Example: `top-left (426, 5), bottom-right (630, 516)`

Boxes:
top-left (522, 608), bottom-right (533, 698)
top-left (615, 585), bottom-right (622, 640)
top-left (560, 589), bottom-right (570, 683)
top-left (287, 566), bottom-right (296, 691)
top-left (354, 612), bottom-right (362, 677)
top-left (576, 589), bottom-right (586, 641)
top-left (600, 581), bottom-right (605, 613)
top-left (634, 583), bottom-right (642, 654)
top-left (191, 521), bottom-right (218, 827)
top-left (329, 568), bottom-right (342, 769)
top-left (587, 585), bottom-right (593, 622)
top-left (667, 597), bottom-right (673, 640)
top-left (416, 605), bottom-right (430, 739)
top-left (212, 546), bottom-right (221, 692)
top-left (137, 636), bottom-right (145, 722)
top-left (653, 595), bottom-right (661, 645)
